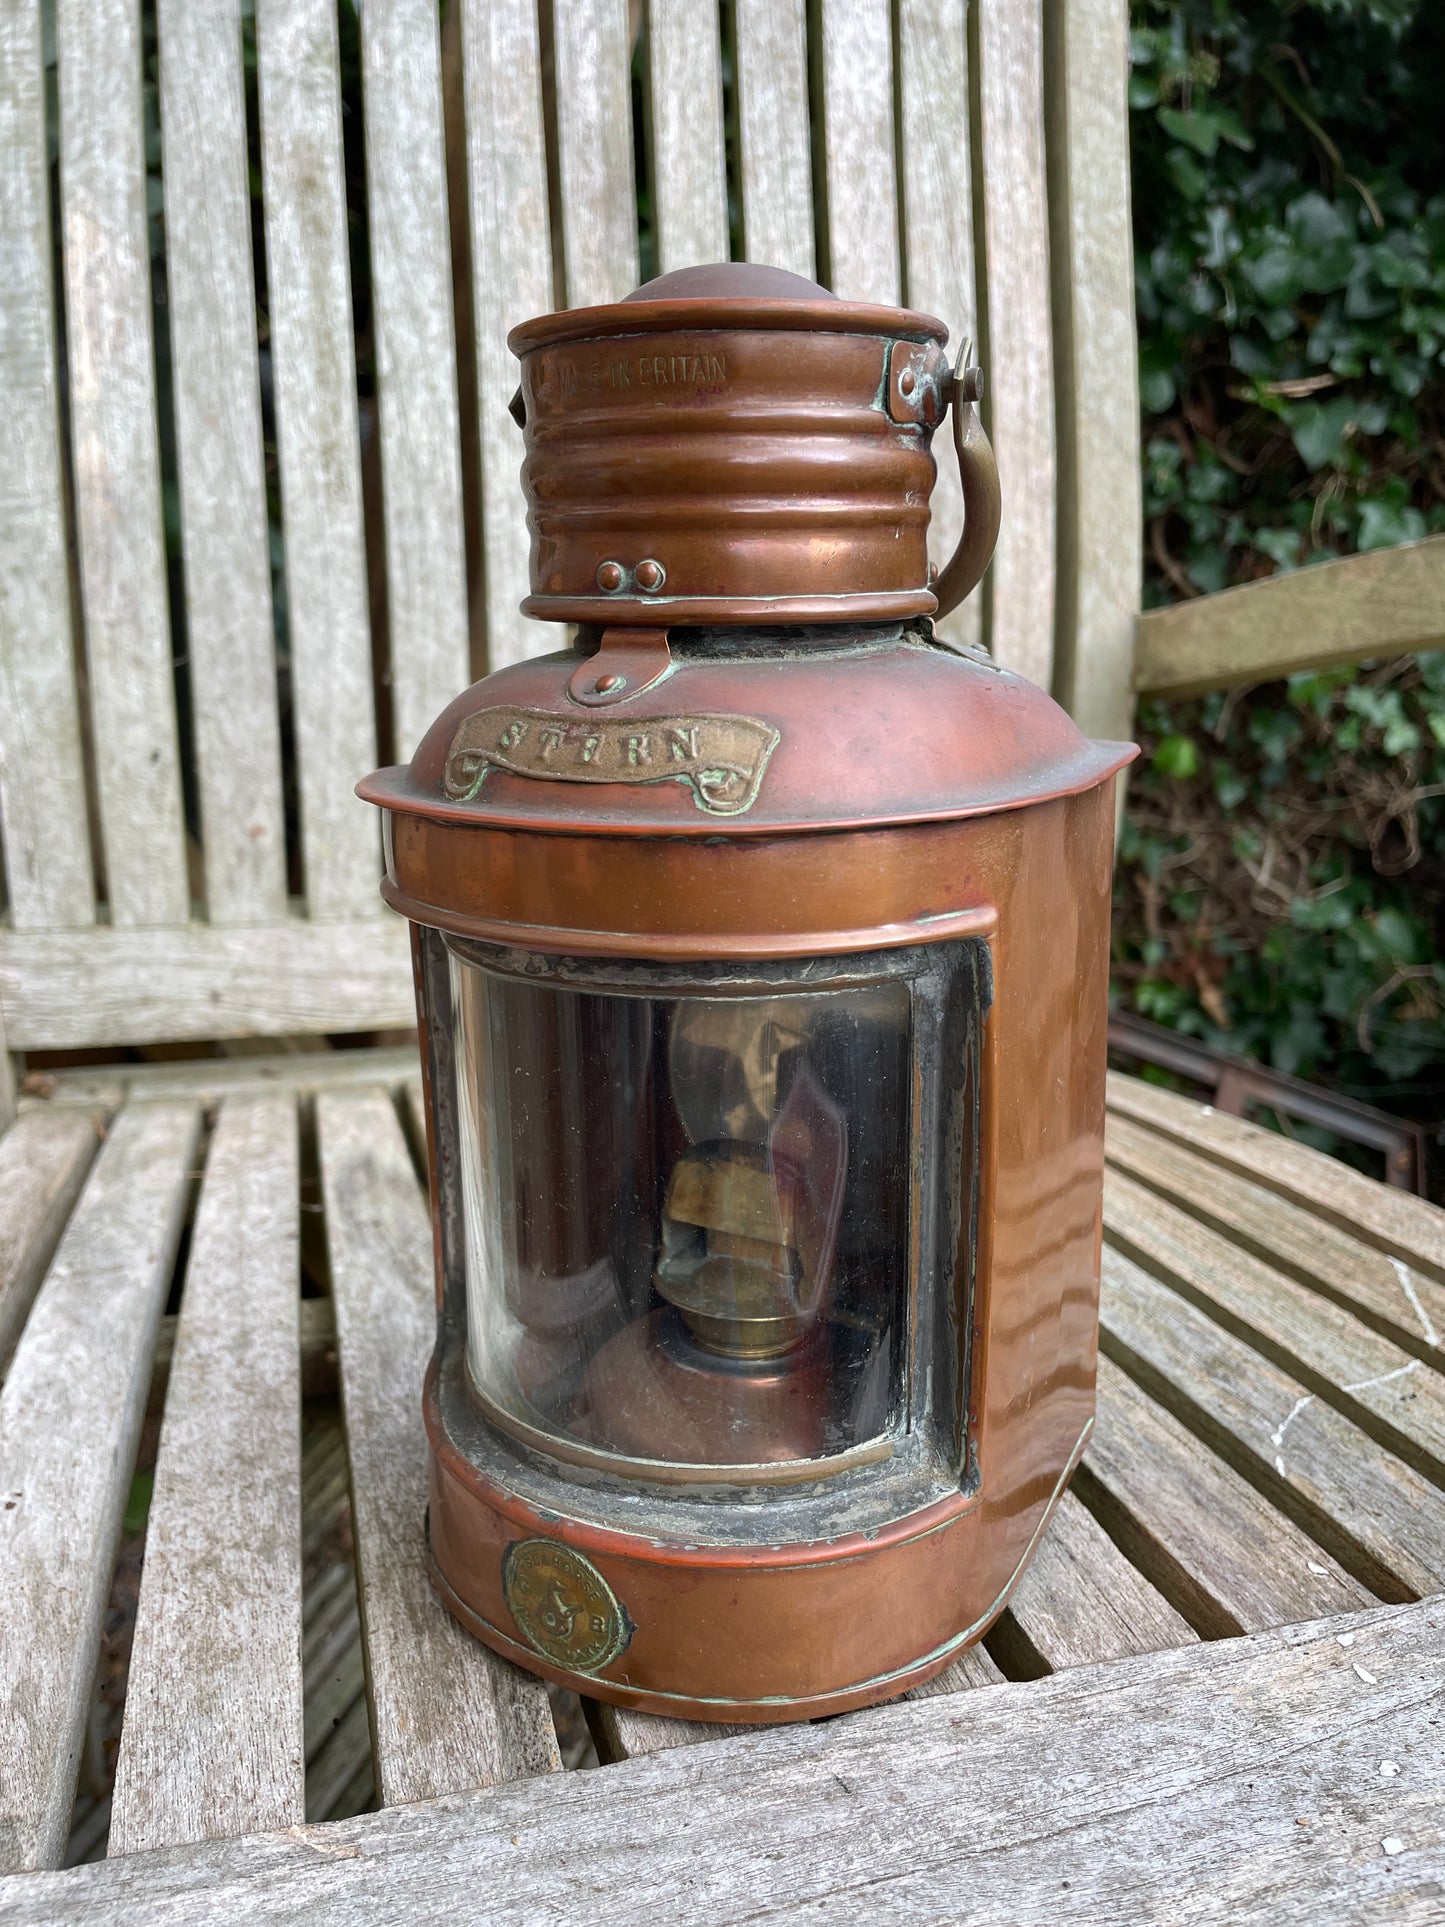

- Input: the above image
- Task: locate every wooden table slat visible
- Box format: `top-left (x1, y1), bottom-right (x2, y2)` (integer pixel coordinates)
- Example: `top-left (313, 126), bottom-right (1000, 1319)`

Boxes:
top-left (1106, 1071), bottom-right (1445, 1282)
top-left (4, 1597), bottom-right (1441, 1925)
top-left (1085, 1355), bottom-right (1371, 1636)
top-left (317, 1087), bottom-right (561, 1804)
top-left (1117, 1156), bottom-right (1445, 1487)
top-left (108, 1094), bottom-right (305, 1857)
top-left (0, 1101), bottom-right (201, 1873)
top-left (0, 1109), bottom-right (104, 1376)
top-left (1106, 1166), bottom-right (1445, 1487)
top-left (996, 1487), bottom-right (1196, 1673)
top-left (1106, 1107), bottom-right (1445, 1360)
top-left (1101, 1243), bottom-right (1445, 1601)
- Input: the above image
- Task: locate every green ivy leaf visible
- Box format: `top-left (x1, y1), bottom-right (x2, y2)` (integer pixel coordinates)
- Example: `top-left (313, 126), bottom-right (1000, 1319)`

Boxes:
top-left (1289, 396), bottom-right (1360, 469)
top-left (1158, 105), bottom-right (1220, 156)
top-left (1214, 764), bottom-right (1249, 809)
top-left (1153, 734), bottom-right (1200, 778)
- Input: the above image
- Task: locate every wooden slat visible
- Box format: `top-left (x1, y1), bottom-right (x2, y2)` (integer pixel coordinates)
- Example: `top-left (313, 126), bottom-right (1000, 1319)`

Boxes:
top-left (733, 0), bottom-right (813, 278)
top-left (973, 0), bottom-right (1056, 689)
top-left (1106, 1073), bottom-right (1445, 1282)
top-left (55, 0), bottom-right (188, 927)
top-left (1135, 531), bottom-right (1445, 697)
top-left (459, 0), bottom-right (554, 672)
top-left (3, 1008), bottom-right (32, 1149)
top-left (149, 1294), bottom-right (336, 1417)
top-left (996, 1489), bottom-right (1195, 1672)
top-left (816, 0), bottom-right (898, 304)
top-left (157, 0), bottom-right (288, 926)
top-left (255, 0), bottom-right (378, 919)
top-left (0, 1099), bottom-right (200, 1873)
top-left (1083, 1356), bottom-right (1371, 1636)
top-left (897, 0), bottom-right (979, 654)
top-left (358, 0), bottom-right (470, 759)
top-left (317, 1087), bottom-right (560, 1804)
top-left (1100, 1244), bottom-right (1445, 1601)
top-left (1106, 1110), bottom-right (1445, 1362)
top-left (1043, 0), bottom-right (1139, 742)
top-left (1105, 1166), bottom-right (1445, 1486)
top-left (0, 915), bottom-right (413, 1049)
top-left (0, 0), bottom-right (93, 930)
top-left (0, 1108), bottom-right (102, 1376)
top-left (648, 0), bottom-right (728, 274)
top-left (37, 1043), bottom-right (418, 1112)
top-left (0, 1019), bottom-right (15, 1134)
top-left (108, 1094), bottom-right (303, 1856)
top-left (590, 1704), bottom-right (748, 1763)
top-left (298, 1413), bottom-right (372, 1823)
top-left (6, 1596), bottom-right (1443, 1923)
top-left (551, 0), bottom-right (638, 307)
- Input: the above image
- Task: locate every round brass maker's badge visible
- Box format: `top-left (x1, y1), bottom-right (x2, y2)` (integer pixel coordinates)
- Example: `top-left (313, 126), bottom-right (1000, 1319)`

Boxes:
top-left (502, 1539), bottom-right (631, 1674)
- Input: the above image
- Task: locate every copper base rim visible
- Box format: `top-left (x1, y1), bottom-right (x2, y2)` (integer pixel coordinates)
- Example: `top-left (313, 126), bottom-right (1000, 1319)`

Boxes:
top-left (424, 1416), bottom-right (1093, 1723)
top-left (520, 590), bottom-right (939, 626)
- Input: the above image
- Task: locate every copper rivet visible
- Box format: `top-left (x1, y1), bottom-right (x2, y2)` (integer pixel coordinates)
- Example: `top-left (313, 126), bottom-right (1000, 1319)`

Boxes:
top-left (594, 671), bottom-right (625, 693)
top-left (898, 366), bottom-right (916, 396)
top-left (596, 560), bottom-right (625, 591)
top-left (635, 558), bottom-right (665, 592)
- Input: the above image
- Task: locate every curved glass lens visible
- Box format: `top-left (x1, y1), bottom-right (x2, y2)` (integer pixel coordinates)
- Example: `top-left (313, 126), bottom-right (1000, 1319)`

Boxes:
top-left (448, 950), bottom-right (912, 1474)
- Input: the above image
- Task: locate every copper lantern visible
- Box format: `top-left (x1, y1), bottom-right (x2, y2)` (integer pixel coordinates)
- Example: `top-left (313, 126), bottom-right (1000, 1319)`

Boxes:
top-left (359, 264), bottom-right (1135, 1723)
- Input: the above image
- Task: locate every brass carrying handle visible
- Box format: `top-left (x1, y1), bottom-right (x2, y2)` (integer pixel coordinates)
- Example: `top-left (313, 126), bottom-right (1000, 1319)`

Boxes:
top-left (931, 365), bottom-right (1001, 620)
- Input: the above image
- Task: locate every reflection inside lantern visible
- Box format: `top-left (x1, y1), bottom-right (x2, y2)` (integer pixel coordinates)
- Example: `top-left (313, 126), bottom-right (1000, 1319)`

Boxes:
top-left (450, 952), bottom-right (911, 1475)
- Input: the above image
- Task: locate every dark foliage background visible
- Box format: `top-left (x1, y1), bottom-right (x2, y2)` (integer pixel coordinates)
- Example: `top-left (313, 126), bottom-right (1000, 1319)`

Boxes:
top-left (1117, 0), bottom-right (1445, 1163)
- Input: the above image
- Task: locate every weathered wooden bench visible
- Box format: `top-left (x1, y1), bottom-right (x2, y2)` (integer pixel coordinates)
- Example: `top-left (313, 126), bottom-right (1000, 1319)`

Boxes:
top-left (2, 0), bottom-right (1443, 1915)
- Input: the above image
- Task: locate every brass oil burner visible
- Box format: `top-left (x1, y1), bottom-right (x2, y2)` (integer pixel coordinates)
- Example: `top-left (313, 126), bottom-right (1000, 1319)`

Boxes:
top-left (360, 263), bottom-right (1135, 1722)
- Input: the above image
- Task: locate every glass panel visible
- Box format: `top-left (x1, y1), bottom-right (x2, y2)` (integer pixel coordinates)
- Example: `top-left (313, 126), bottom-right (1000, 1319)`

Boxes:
top-left (449, 950), bottom-right (912, 1473)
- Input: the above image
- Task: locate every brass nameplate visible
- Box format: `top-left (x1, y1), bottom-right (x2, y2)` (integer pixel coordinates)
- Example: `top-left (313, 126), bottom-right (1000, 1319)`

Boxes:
top-left (443, 705), bottom-right (779, 817)
top-left (503, 1539), bottom-right (631, 1674)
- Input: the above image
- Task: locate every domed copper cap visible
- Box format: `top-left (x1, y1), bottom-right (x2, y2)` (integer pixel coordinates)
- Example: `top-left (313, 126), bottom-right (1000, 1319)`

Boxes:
top-left (507, 262), bottom-right (999, 627)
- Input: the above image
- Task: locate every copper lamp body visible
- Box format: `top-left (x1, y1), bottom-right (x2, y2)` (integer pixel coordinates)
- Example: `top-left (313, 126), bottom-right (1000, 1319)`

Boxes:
top-left (360, 264), bottom-right (1135, 1723)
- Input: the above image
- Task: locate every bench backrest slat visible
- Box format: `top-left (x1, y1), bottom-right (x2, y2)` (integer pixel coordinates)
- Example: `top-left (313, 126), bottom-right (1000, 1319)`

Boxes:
top-left (649, 0), bottom-right (729, 275)
top-left (0, 2), bottom-right (94, 932)
top-left (160, 0), bottom-right (290, 927)
top-left (58, 0), bottom-right (190, 929)
top-left (818, 0), bottom-right (901, 306)
top-left (1047, 0), bottom-right (1144, 740)
top-left (360, 0), bottom-right (470, 761)
top-left (975, 1), bottom-right (1057, 691)
top-left (734, 0), bottom-right (815, 281)
top-left (459, 0), bottom-right (555, 674)
top-left (256, 0), bottom-right (378, 920)
top-left (551, 0), bottom-right (638, 308)
top-left (898, 0), bottom-right (980, 654)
